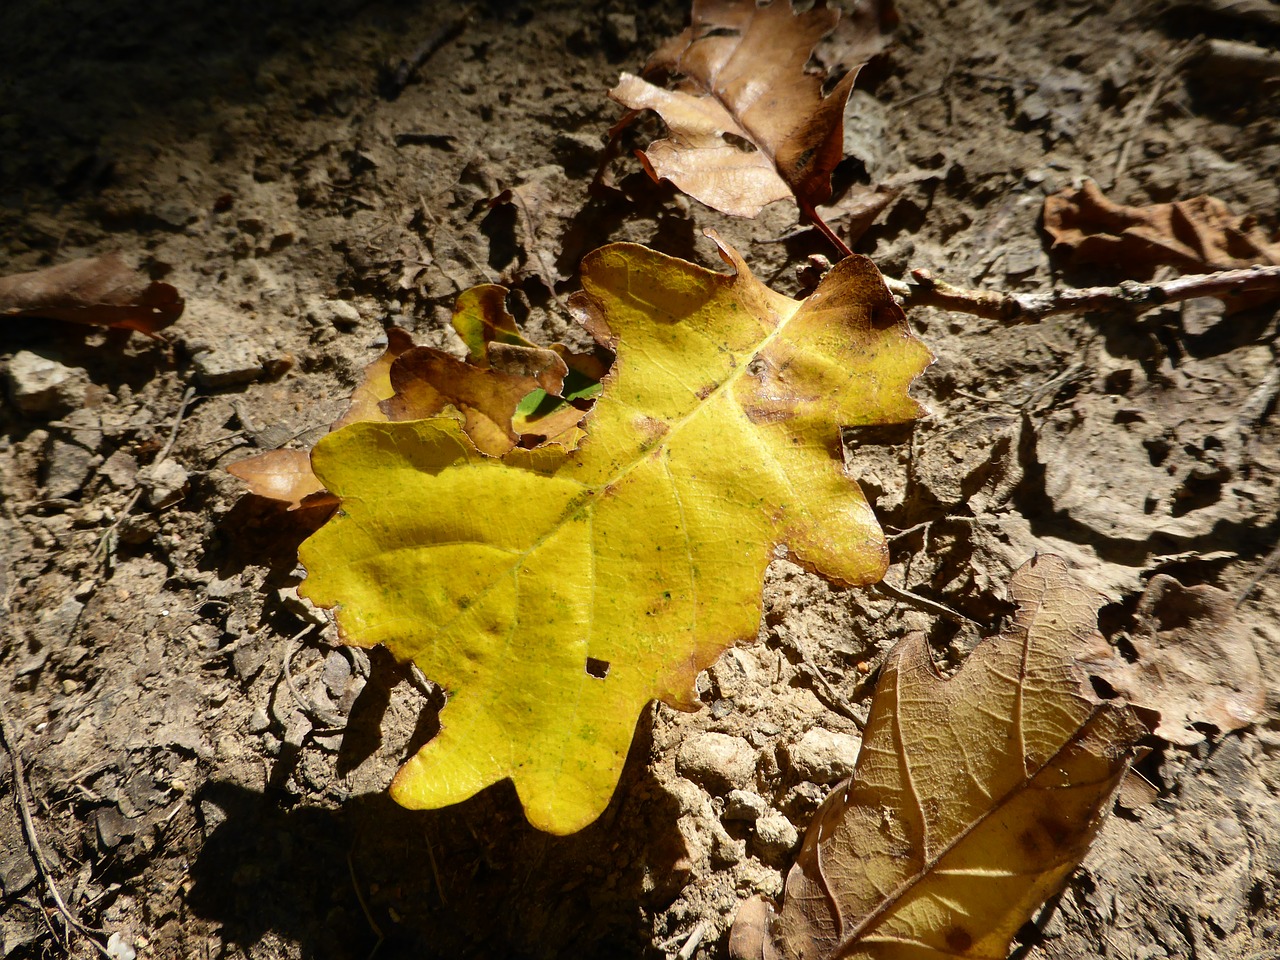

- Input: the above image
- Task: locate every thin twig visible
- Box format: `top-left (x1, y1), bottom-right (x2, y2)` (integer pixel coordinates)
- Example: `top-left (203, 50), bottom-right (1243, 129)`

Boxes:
top-left (874, 579), bottom-right (979, 626)
top-left (93, 385), bottom-right (197, 564)
top-left (380, 8), bottom-right (472, 100)
top-left (1111, 45), bottom-right (1194, 188)
top-left (1236, 538), bottom-right (1280, 609)
top-left (348, 850), bottom-right (385, 960)
top-left (886, 264), bottom-right (1280, 323)
top-left (280, 626), bottom-right (346, 730)
top-left (796, 662), bottom-right (866, 731)
top-left (674, 920), bottom-right (708, 960)
top-left (0, 700), bottom-right (111, 957)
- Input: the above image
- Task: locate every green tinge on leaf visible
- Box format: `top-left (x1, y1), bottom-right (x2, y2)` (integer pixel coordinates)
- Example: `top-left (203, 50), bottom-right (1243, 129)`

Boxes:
top-left (299, 236), bottom-right (932, 834)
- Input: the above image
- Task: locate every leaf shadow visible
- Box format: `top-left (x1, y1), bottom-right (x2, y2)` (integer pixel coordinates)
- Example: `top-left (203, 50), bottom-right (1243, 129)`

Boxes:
top-left (187, 707), bottom-right (687, 959)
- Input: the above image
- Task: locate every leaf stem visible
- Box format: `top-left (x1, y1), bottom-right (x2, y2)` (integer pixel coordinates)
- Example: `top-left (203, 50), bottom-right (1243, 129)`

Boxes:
top-left (800, 199), bottom-right (855, 260)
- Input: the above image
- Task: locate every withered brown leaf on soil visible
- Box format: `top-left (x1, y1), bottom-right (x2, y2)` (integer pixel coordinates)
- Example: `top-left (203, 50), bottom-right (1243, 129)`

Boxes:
top-left (1043, 179), bottom-right (1280, 280)
top-left (227, 288), bottom-right (600, 507)
top-left (609, 0), bottom-right (896, 222)
top-left (1088, 575), bottom-right (1264, 747)
top-left (730, 554), bottom-right (1146, 960)
top-left (0, 252), bottom-right (183, 336)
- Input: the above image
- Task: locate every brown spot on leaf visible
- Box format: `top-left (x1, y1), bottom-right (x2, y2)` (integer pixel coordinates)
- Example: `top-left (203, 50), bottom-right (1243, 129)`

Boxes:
top-left (945, 925), bottom-right (974, 953)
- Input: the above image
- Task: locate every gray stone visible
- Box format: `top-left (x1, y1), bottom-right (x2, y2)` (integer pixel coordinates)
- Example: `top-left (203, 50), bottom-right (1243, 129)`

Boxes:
top-left (676, 732), bottom-right (756, 793)
top-left (709, 822), bottom-right (746, 868)
top-left (709, 647), bottom-right (757, 699)
top-left (43, 438), bottom-right (99, 498)
top-left (753, 812), bottom-right (800, 863)
top-left (322, 650), bottom-right (352, 698)
top-left (192, 336), bottom-right (263, 387)
top-left (31, 598), bottom-right (85, 649)
top-left (247, 706), bottom-right (271, 734)
top-left (99, 449), bottom-right (139, 489)
top-left (724, 789), bottom-right (767, 822)
top-left (604, 12), bottom-right (638, 49)
top-left (7, 351), bottom-right (88, 416)
top-left (785, 728), bottom-right (861, 784)
top-left (138, 459), bottom-right (188, 508)
top-left (326, 299), bottom-right (361, 328)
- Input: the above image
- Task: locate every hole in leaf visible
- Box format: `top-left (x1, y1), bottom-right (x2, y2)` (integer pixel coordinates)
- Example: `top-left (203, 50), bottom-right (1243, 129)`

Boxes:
top-left (585, 657), bottom-right (611, 679)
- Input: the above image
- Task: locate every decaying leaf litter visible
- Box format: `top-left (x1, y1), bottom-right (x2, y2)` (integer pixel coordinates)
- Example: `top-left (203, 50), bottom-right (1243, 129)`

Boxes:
top-left (2, 1), bottom-right (1279, 959)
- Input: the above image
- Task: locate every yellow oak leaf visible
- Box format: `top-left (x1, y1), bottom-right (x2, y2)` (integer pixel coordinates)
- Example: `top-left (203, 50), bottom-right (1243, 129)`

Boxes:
top-left (298, 234), bottom-right (932, 834)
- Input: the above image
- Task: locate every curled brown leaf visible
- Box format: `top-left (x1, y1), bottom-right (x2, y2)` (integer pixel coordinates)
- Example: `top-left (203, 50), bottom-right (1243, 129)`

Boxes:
top-left (0, 252), bottom-right (183, 337)
top-left (610, 0), bottom-right (896, 223)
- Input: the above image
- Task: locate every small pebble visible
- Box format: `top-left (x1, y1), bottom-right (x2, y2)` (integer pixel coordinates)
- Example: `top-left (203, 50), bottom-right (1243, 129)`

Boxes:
top-left (753, 812), bottom-right (800, 863)
top-left (43, 437), bottom-right (99, 499)
top-left (604, 12), bottom-right (638, 49)
top-left (676, 732), bottom-right (756, 793)
top-left (192, 336), bottom-right (263, 387)
top-left (724, 789), bottom-right (767, 822)
top-left (785, 728), bottom-right (861, 784)
top-left (326, 299), bottom-right (361, 329)
top-left (247, 706), bottom-right (271, 734)
top-left (7, 351), bottom-right (88, 416)
top-left (138, 460), bottom-right (189, 509)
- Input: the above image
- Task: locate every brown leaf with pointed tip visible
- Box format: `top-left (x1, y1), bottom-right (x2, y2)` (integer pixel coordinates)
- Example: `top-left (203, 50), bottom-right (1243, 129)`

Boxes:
top-left (0, 252), bottom-right (183, 337)
top-left (1043, 179), bottom-right (1280, 278)
top-left (1089, 575), bottom-right (1264, 746)
top-left (609, 0), bottom-right (896, 219)
top-left (226, 449), bottom-right (336, 511)
top-left (731, 554), bottom-right (1145, 960)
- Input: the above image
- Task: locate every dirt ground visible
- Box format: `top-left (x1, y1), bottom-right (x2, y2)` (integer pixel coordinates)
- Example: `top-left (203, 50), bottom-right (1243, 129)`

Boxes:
top-left (2, 0), bottom-right (1279, 957)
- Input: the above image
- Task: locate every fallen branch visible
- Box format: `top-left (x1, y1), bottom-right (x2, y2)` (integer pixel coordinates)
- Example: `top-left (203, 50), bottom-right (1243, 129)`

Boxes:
top-left (885, 263), bottom-right (1280, 323)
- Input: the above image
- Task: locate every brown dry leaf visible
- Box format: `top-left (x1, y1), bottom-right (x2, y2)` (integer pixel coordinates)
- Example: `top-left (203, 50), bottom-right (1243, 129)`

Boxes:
top-left (0, 252), bottom-right (183, 337)
top-left (228, 291), bottom-right (595, 504)
top-left (382, 345), bottom-right (567, 455)
top-left (609, 0), bottom-right (896, 219)
top-left (226, 449), bottom-right (334, 511)
top-left (1090, 575), bottom-right (1264, 746)
top-left (1043, 179), bottom-right (1280, 277)
top-left (334, 326), bottom-right (417, 429)
top-left (730, 554), bottom-right (1146, 960)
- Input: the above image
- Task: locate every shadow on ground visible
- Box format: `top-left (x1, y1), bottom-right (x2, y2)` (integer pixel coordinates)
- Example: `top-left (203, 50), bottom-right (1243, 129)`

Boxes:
top-left (188, 710), bottom-right (686, 960)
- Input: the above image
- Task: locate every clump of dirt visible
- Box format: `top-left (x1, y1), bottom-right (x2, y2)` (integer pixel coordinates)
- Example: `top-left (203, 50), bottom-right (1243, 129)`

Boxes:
top-left (2, 1), bottom-right (1278, 958)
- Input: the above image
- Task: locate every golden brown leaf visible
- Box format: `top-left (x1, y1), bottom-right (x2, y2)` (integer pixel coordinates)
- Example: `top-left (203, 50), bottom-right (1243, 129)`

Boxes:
top-left (731, 555), bottom-right (1146, 960)
top-left (0, 252), bottom-right (183, 337)
top-left (381, 345), bottom-right (566, 456)
top-left (226, 449), bottom-right (335, 511)
top-left (610, 0), bottom-right (895, 219)
top-left (298, 234), bottom-right (932, 834)
top-left (333, 326), bottom-right (417, 429)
